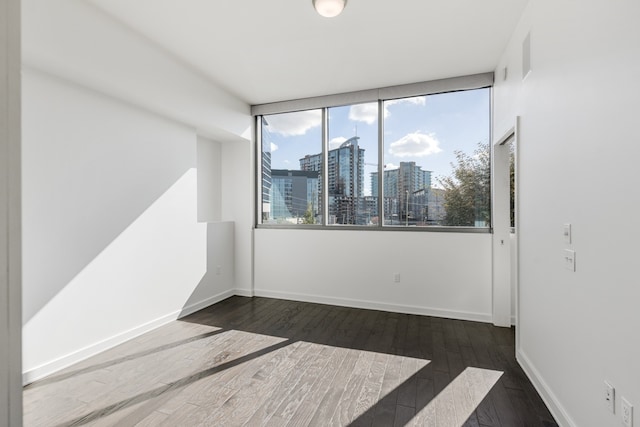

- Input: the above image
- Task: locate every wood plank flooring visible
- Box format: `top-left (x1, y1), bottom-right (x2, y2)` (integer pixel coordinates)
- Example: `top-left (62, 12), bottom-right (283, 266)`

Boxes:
top-left (23, 297), bottom-right (559, 426)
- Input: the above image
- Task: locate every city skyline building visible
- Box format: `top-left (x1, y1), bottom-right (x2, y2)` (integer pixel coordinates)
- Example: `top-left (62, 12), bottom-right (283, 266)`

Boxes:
top-left (268, 169), bottom-right (319, 224)
top-left (427, 187), bottom-right (446, 224)
top-left (371, 161), bottom-right (432, 224)
top-left (263, 138), bottom-right (441, 226)
top-left (300, 136), bottom-right (365, 224)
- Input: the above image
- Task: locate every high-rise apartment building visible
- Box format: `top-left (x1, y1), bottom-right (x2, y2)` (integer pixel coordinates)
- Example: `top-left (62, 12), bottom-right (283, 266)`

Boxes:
top-left (268, 169), bottom-right (319, 224)
top-left (371, 162), bottom-right (432, 224)
top-left (427, 187), bottom-right (446, 224)
top-left (300, 136), bottom-right (365, 224)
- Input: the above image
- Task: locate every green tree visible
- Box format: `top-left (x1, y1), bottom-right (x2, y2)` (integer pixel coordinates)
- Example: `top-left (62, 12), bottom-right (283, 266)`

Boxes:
top-left (438, 141), bottom-right (491, 226)
top-left (302, 203), bottom-right (316, 224)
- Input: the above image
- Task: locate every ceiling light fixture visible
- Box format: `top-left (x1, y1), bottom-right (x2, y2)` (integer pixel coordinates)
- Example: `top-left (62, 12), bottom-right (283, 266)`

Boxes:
top-left (312, 0), bottom-right (347, 18)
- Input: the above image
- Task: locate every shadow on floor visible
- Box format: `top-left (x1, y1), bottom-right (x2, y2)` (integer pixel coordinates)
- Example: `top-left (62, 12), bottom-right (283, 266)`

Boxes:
top-left (27, 296), bottom-right (558, 427)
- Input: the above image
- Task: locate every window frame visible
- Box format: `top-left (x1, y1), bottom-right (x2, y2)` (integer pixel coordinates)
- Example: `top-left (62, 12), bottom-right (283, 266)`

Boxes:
top-left (254, 73), bottom-right (493, 233)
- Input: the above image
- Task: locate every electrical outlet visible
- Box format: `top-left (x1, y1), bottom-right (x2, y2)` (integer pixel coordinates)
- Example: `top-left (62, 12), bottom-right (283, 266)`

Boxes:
top-left (622, 397), bottom-right (633, 427)
top-left (216, 265), bottom-right (222, 275)
top-left (605, 381), bottom-right (615, 413)
top-left (393, 273), bottom-right (401, 283)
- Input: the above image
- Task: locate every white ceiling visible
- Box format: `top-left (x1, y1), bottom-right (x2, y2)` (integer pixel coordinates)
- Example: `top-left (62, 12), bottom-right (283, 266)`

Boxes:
top-left (89, 0), bottom-right (528, 106)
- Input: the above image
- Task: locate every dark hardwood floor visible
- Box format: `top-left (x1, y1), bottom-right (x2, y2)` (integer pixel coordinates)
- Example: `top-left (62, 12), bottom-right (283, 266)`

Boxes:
top-left (24, 296), bottom-right (558, 426)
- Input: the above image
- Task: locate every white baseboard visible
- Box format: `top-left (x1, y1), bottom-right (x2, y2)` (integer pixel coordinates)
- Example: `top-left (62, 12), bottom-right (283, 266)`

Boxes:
top-left (22, 288), bottom-right (487, 385)
top-left (517, 348), bottom-right (575, 427)
top-left (23, 289), bottom-right (235, 385)
top-left (178, 289), bottom-right (236, 318)
top-left (233, 288), bottom-right (254, 298)
top-left (253, 288), bottom-right (492, 323)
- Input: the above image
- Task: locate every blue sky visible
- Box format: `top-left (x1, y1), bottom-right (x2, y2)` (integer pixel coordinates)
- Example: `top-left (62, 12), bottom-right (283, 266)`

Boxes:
top-left (263, 88), bottom-right (490, 195)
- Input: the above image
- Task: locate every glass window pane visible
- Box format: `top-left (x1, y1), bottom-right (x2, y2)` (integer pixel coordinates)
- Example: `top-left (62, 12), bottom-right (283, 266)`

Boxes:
top-left (261, 110), bottom-right (322, 225)
top-left (327, 103), bottom-right (378, 226)
top-left (382, 88), bottom-right (491, 227)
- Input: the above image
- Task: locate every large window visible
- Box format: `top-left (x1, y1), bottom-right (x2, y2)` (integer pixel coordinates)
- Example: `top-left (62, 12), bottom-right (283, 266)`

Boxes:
top-left (382, 90), bottom-right (491, 227)
top-left (257, 76), bottom-right (491, 230)
top-left (261, 110), bottom-right (322, 225)
top-left (327, 103), bottom-right (378, 226)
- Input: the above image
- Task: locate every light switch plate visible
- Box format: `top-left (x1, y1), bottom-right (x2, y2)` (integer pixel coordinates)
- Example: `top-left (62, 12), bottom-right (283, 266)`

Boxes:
top-left (605, 381), bottom-right (615, 413)
top-left (565, 249), bottom-right (576, 271)
top-left (563, 223), bottom-right (572, 244)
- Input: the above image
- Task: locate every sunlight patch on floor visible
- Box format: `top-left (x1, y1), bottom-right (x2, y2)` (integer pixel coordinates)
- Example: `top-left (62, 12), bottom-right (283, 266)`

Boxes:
top-left (410, 366), bottom-right (503, 426)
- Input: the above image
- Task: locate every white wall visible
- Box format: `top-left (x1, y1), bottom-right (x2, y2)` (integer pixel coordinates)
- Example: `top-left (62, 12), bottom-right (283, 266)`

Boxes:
top-left (197, 136), bottom-right (222, 223)
top-left (21, 0), bottom-right (251, 143)
top-left (1, 0), bottom-right (22, 423)
top-left (255, 229), bottom-right (492, 321)
top-left (222, 139), bottom-right (254, 296)
top-left (20, 0), bottom-right (250, 384)
top-left (21, 69), bottom-right (236, 383)
top-left (494, 1), bottom-right (640, 426)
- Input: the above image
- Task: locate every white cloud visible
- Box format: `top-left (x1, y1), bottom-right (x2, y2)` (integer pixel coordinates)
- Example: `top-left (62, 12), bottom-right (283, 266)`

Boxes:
top-left (388, 132), bottom-right (442, 158)
top-left (329, 136), bottom-right (347, 149)
top-left (265, 110), bottom-right (322, 136)
top-left (349, 103), bottom-right (378, 125)
top-left (386, 96), bottom-right (426, 108)
top-left (348, 97), bottom-right (427, 124)
top-left (384, 163), bottom-right (399, 170)
top-left (270, 142), bottom-right (278, 152)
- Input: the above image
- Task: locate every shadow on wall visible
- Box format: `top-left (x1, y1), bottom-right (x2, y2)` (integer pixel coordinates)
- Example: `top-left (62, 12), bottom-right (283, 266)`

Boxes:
top-left (22, 168), bottom-right (234, 376)
top-left (23, 167), bottom-right (202, 319)
top-left (21, 164), bottom-right (195, 324)
top-left (179, 221), bottom-right (235, 317)
top-left (20, 66), bottom-right (206, 325)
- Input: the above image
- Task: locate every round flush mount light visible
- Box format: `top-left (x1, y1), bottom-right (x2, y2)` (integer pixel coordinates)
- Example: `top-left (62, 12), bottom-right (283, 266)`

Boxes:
top-left (312, 0), bottom-right (347, 18)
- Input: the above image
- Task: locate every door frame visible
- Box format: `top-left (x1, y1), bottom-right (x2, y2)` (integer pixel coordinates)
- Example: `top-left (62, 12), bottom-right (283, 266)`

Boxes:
top-left (491, 118), bottom-right (518, 329)
top-left (1, 0), bottom-right (22, 424)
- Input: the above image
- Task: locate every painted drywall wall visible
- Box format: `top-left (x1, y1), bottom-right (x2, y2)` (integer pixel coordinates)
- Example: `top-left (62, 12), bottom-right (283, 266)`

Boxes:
top-left (255, 229), bottom-right (492, 321)
top-left (222, 140), bottom-right (254, 296)
top-left (494, 1), bottom-right (640, 426)
top-left (180, 221), bottom-right (235, 317)
top-left (20, 0), bottom-right (251, 383)
top-left (21, 0), bottom-right (251, 143)
top-left (0, 0), bottom-right (22, 423)
top-left (21, 69), bottom-right (236, 382)
top-left (197, 136), bottom-right (222, 223)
